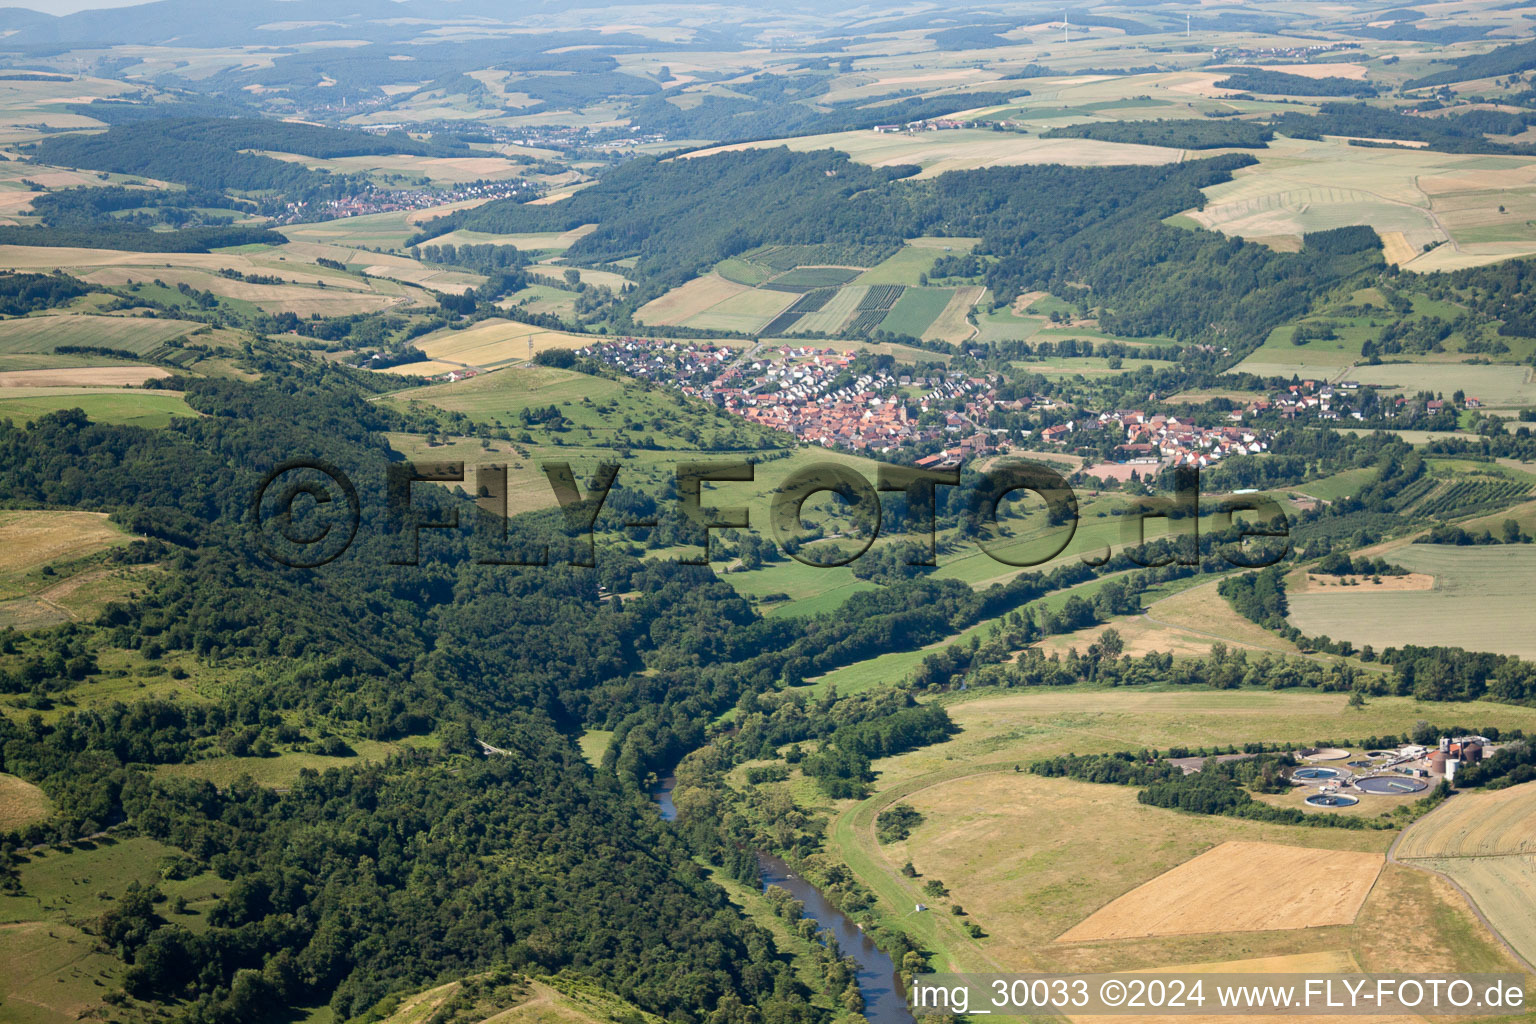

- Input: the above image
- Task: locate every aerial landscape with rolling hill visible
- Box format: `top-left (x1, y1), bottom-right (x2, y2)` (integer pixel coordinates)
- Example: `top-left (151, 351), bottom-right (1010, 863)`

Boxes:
top-left (5, 1), bottom-right (1536, 1022)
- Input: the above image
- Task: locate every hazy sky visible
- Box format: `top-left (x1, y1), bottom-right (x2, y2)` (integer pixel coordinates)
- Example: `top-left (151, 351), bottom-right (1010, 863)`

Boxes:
top-left (11, 0), bottom-right (155, 13)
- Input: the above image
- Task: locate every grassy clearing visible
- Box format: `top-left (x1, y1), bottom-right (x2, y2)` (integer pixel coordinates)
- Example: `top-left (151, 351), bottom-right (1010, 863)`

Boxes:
top-left (1296, 467), bottom-right (1376, 502)
top-left (1142, 577), bottom-right (1303, 654)
top-left (0, 387), bottom-right (196, 428)
top-left (382, 363), bottom-right (780, 452)
top-left (974, 303), bottom-right (1045, 343)
top-left (877, 286), bottom-right (953, 337)
top-left (1287, 546), bottom-right (1536, 658)
top-left (1345, 363), bottom-right (1536, 409)
top-left (0, 834), bottom-right (229, 1023)
top-left (681, 287), bottom-right (798, 334)
top-left (155, 739), bottom-right (404, 789)
top-left (1034, 614), bottom-right (1224, 660)
top-left (376, 975), bottom-right (659, 1024)
top-left (795, 285), bottom-right (865, 335)
top-left (854, 240), bottom-right (972, 287)
top-left (0, 564), bottom-right (164, 632)
top-left (0, 772), bottom-right (50, 830)
top-left (577, 730), bottom-right (613, 768)
top-left (0, 511), bottom-right (127, 598)
top-left (0, 314), bottom-right (205, 356)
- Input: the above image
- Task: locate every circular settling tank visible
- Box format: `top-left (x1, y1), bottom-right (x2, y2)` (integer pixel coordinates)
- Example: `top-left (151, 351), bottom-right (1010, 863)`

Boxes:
top-left (1293, 767), bottom-right (1345, 781)
top-left (1356, 775), bottom-right (1429, 794)
top-left (1300, 747), bottom-right (1351, 761)
top-left (1367, 750), bottom-right (1396, 758)
top-left (1305, 793), bottom-right (1360, 807)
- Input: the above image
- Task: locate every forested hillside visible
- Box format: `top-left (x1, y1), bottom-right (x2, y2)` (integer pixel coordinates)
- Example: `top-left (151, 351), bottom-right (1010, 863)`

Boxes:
top-left (417, 149), bottom-right (1380, 350)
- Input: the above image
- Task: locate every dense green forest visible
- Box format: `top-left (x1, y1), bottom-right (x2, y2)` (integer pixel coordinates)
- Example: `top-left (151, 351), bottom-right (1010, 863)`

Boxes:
top-left (31, 119), bottom-right (361, 192)
top-left (1215, 69), bottom-right (1379, 97)
top-left (1269, 102), bottom-right (1536, 155)
top-left (1041, 118), bottom-right (1273, 148)
top-left (0, 362), bottom-right (845, 1023)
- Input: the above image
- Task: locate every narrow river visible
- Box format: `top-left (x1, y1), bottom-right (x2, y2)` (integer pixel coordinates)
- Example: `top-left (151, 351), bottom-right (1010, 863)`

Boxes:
top-left (651, 775), bottom-right (914, 1024)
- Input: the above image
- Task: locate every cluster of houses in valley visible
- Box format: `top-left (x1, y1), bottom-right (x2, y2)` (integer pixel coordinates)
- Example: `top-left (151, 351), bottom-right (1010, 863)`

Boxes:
top-left (576, 339), bottom-right (1325, 476)
top-left (1074, 411), bottom-right (1273, 482)
top-left (871, 118), bottom-right (967, 134)
top-left (581, 339), bottom-right (1005, 454)
top-left (1229, 378), bottom-right (1476, 423)
top-left (277, 179), bottom-right (536, 224)
top-left (1208, 41), bottom-right (1361, 63)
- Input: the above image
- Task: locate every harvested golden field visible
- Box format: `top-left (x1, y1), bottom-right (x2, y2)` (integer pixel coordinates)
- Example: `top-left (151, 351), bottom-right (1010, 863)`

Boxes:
top-left (426, 223), bottom-right (597, 250)
top-left (1256, 62), bottom-right (1369, 80)
top-left (1057, 842), bottom-right (1383, 943)
top-left (395, 318), bottom-right (593, 371)
top-left (0, 365), bottom-right (171, 387)
top-left (635, 272), bottom-right (749, 326)
top-left (1395, 782), bottom-right (1536, 860)
top-left (0, 772), bottom-right (49, 830)
top-left (0, 510), bottom-right (125, 596)
top-left (1183, 135), bottom-right (1536, 272)
top-left (83, 267), bottom-right (401, 317)
top-left (1381, 230), bottom-right (1418, 265)
top-left (923, 284), bottom-right (983, 343)
top-left (278, 241), bottom-right (482, 293)
top-left (1294, 572), bottom-right (1435, 593)
top-left (259, 151), bottom-right (529, 183)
